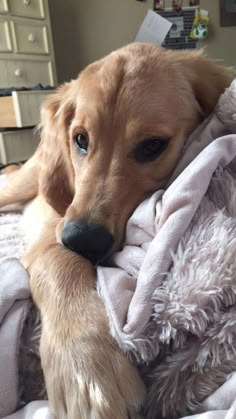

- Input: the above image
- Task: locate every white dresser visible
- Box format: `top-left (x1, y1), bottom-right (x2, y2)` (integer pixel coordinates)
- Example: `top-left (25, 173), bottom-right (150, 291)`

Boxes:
top-left (0, 0), bottom-right (57, 164)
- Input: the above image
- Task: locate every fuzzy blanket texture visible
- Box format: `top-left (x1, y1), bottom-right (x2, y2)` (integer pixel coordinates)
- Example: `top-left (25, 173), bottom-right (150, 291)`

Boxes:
top-left (1, 80), bottom-right (236, 418)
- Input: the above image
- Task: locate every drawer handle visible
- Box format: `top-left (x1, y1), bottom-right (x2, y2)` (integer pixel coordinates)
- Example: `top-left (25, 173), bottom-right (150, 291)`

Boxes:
top-left (23, 0), bottom-right (31, 5)
top-left (14, 68), bottom-right (23, 77)
top-left (28, 33), bottom-right (36, 42)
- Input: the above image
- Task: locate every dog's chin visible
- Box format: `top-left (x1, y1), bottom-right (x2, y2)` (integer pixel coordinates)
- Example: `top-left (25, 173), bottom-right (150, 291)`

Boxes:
top-left (78, 237), bottom-right (123, 267)
top-left (98, 249), bottom-right (114, 267)
top-left (99, 239), bottom-right (124, 267)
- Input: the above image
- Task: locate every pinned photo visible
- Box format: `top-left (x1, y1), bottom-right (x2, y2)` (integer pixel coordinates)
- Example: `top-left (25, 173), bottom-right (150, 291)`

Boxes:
top-left (172, 0), bottom-right (183, 12)
top-left (189, 0), bottom-right (200, 6)
top-left (154, 0), bottom-right (165, 10)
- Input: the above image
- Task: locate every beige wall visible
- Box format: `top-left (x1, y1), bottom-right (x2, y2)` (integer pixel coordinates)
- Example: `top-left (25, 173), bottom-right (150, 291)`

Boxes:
top-left (49, 0), bottom-right (236, 84)
top-left (201, 0), bottom-right (236, 67)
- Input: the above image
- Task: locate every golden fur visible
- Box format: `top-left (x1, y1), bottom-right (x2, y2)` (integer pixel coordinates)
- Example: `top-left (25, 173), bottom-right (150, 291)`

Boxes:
top-left (0, 43), bottom-right (233, 418)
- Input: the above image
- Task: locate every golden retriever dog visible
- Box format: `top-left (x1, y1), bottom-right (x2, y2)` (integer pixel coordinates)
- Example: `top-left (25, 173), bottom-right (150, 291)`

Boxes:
top-left (0, 43), bottom-right (233, 419)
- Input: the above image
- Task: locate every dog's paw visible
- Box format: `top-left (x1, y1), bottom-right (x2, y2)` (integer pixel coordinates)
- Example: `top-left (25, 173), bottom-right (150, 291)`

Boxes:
top-left (40, 296), bottom-right (145, 419)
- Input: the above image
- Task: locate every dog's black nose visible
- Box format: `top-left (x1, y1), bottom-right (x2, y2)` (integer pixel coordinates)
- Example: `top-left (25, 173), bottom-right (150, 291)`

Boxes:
top-left (61, 219), bottom-right (114, 265)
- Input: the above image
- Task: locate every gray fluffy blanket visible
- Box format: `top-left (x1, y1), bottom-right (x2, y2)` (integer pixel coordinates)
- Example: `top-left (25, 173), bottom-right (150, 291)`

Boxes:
top-left (143, 159), bottom-right (236, 418)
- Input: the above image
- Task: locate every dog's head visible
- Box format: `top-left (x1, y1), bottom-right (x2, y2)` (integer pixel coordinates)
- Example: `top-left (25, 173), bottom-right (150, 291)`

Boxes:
top-left (39, 43), bottom-right (233, 264)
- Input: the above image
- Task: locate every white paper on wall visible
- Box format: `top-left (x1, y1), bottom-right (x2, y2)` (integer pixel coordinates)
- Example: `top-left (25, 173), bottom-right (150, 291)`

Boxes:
top-left (135, 10), bottom-right (172, 45)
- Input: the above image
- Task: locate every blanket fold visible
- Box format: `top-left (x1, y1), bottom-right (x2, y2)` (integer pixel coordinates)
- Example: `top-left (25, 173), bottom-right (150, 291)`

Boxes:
top-left (0, 259), bottom-right (30, 418)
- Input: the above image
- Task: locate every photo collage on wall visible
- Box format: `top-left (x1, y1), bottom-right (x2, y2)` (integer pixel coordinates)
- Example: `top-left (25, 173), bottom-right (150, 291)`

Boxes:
top-left (153, 0), bottom-right (201, 50)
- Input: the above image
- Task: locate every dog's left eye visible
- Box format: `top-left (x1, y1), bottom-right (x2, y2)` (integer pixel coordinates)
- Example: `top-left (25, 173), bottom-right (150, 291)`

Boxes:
top-left (134, 138), bottom-right (169, 163)
top-left (74, 133), bottom-right (89, 155)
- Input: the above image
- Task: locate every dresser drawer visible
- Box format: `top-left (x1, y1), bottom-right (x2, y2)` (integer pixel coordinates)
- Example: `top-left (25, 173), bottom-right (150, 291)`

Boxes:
top-left (0, 58), bottom-right (54, 88)
top-left (8, 0), bottom-right (45, 19)
top-left (0, 20), bottom-right (12, 52)
top-left (0, 129), bottom-right (39, 164)
top-left (0, 0), bottom-right (8, 13)
top-left (12, 21), bottom-right (49, 55)
top-left (0, 90), bottom-right (54, 128)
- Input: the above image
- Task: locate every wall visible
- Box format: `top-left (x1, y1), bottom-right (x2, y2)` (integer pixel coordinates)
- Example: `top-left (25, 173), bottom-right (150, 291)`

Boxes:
top-left (49, 0), bottom-right (236, 84)
top-left (49, 0), bottom-right (153, 82)
top-left (201, 0), bottom-right (236, 67)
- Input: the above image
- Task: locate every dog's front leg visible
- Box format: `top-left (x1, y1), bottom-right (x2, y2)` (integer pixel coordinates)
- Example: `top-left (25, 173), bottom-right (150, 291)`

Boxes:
top-left (22, 220), bottom-right (145, 419)
top-left (0, 152), bottom-right (39, 209)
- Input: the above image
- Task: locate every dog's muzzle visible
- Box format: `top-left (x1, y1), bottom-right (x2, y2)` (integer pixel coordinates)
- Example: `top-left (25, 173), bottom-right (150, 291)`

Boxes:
top-left (61, 219), bottom-right (114, 265)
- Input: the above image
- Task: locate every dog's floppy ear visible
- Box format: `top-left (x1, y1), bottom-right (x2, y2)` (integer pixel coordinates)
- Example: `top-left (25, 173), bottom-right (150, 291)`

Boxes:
top-left (182, 50), bottom-right (234, 117)
top-left (39, 83), bottom-right (75, 215)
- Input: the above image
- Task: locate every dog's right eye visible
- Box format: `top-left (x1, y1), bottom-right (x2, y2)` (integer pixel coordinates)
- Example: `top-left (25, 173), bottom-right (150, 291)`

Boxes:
top-left (74, 133), bottom-right (89, 155)
top-left (134, 138), bottom-right (169, 163)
